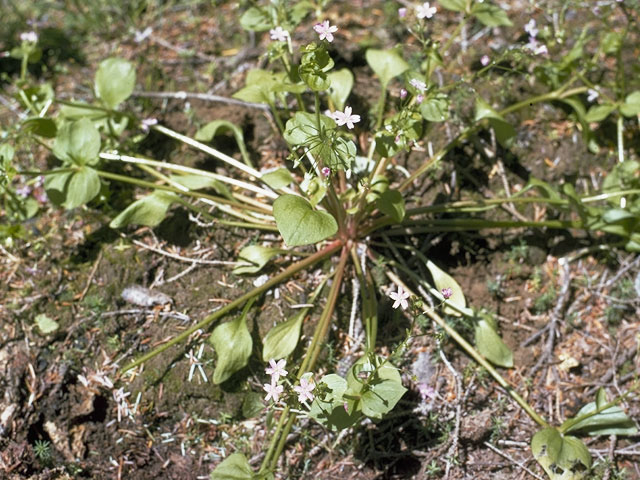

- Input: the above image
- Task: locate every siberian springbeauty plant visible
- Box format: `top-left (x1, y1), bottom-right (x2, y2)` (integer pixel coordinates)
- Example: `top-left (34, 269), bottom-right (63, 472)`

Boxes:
top-left (1, 0), bottom-right (639, 478)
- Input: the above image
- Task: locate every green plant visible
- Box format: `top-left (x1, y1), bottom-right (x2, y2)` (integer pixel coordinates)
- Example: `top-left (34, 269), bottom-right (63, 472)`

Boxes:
top-left (33, 439), bottom-right (52, 461)
top-left (3, 1), bottom-right (640, 479)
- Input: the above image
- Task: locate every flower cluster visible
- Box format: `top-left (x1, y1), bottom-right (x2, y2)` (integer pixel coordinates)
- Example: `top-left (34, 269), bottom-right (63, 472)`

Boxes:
top-left (263, 359), bottom-right (316, 404)
top-left (524, 19), bottom-right (547, 55)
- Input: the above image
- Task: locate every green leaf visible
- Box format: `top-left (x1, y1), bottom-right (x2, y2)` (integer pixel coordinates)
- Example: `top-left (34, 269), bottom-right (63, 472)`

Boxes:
top-left (209, 311), bottom-right (253, 384)
top-left (376, 189), bottom-right (405, 222)
top-left (239, 6), bottom-right (272, 32)
top-left (233, 245), bottom-right (281, 275)
top-left (35, 314), bottom-right (59, 334)
top-left (420, 93), bottom-right (450, 122)
top-left (563, 388), bottom-right (638, 436)
top-left (95, 58), bottom-right (136, 109)
top-left (365, 49), bottom-right (409, 88)
top-left (346, 356), bottom-right (406, 419)
top-left (46, 167), bottom-right (101, 210)
top-left (262, 310), bottom-right (305, 361)
top-left (233, 69), bottom-right (283, 105)
top-left (474, 318), bottom-right (513, 368)
top-left (53, 118), bottom-right (101, 166)
top-left (21, 117), bottom-right (57, 137)
top-left (601, 32), bottom-right (622, 55)
top-left (308, 374), bottom-right (361, 431)
top-left (210, 453), bottom-right (254, 480)
top-left (283, 111), bottom-right (334, 146)
top-left (260, 168), bottom-right (294, 190)
top-left (584, 104), bottom-right (616, 123)
top-left (195, 120), bottom-right (251, 167)
top-left (471, 2), bottom-right (513, 27)
top-left (425, 260), bottom-right (467, 316)
top-left (109, 191), bottom-right (179, 228)
top-left (531, 428), bottom-right (591, 480)
top-left (620, 91), bottom-right (640, 117)
top-left (438, 0), bottom-right (466, 12)
top-left (241, 392), bottom-right (265, 419)
top-left (475, 97), bottom-right (515, 148)
top-left (327, 69), bottom-right (354, 111)
top-left (273, 194), bottom-right (338, 247)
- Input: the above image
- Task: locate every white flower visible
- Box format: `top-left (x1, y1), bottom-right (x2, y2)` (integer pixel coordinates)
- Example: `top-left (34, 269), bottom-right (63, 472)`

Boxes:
top-left (134, 27), bottom-right (153, 43)
top-left (20, 31), bottom-right (38, 43)
top-left (389, 285), bottom-right (410, 310)
top-left (263, 381), bottom-right (284, 402)
top-left (313, 20), bottom-right (338, 42)
top-left (409, 78), bottom-right (427, 92)
top-left (293, 377), bottom-right (315, 403)
top-left (331, 106), bottom-right (360, 129)
top-left (265, 359), bottom-right (288, 382)
top-left (480, 55), bottom-right (490, 66)
top-left (587, 89), bottom-right (599, 102)
top-left (525, 36), bottom-right (547, 55)
top-left (269, 26), bottom-right (289, 42)
top-left (416, 2), bottom-right (437, 19)
top-left (524, 19), bottom-right (538, 38)
top-left (141, 117), bottom-right (158, 132)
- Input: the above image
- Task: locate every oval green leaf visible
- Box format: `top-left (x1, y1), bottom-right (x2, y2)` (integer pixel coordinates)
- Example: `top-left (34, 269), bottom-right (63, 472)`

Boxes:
top-left (95, 58), bottom-right (136, 109)
top-left (474, 319), bottom-right (513, 368)
top-left (273, 194), bottom-right (338, 247)
top-left (262, 310), bottom-right (305, 361)
top-left (209, 314), bottom-right (253, 384)
top-left (233, 245), bottom-right (281, 275)
top-left (328, 69), bottom-right (354, 111)
top-left (109, 191), bottom-right (178, 229)
top-left (365, 49), bottom-right (409, 88)
top-left (425, 260), bottom-right (467, 316)
top-left (210, 453), bottom-right (254, 480)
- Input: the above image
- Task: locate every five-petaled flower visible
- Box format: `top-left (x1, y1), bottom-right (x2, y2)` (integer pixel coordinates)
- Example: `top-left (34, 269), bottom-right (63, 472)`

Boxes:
top-left (331, 106), bottom-right (360, 129)
top-left (441, 287), bottom-right (453, 299)
top-left (263, 381), bottom-right (284, 402)
top-left (389, 285), bottom-right (410, 310)
top-left (409, 78), bottom-right (427, 92)
top-left (270, 26), bottom-right (289, 42)
top-left (293, 377), bottom-right (315, 403)
top-left (313, 20), bottom-right (338, 42)
top-left (321, 167), bottom-right (331, 177)
top-left (524, 19), bottom-right (539, 38)
top-left (265, 358), bottom-right (288, 382)
top-left (416, 2), bottom-right (437, 19)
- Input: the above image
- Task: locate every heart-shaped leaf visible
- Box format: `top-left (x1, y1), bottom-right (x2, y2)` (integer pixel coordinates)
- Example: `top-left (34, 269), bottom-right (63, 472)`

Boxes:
top-left (209, 310), bottom-right (253, 384)
top-left (233, 245), bottom-right (281, 275)
top-left (420, 93), bottom-right (450, 122)
top-left (366, 49), bottom-right (409, 88)
top-left (273, 194), bottom-right (338, 247)
top-left (260, 167), bottom-right (294, 190)
top-left (531, 428), bottom-right (591, 480)
top-left (328, 69), bottom-right (354, 111)
top-left (262, 310), bottom-right (305, 361)
top-left (46, 167), bottom-right (101, 210)
top-left (53, 118), bottom-right (101, 166)
top-left (425, 260), bottom-right (467, 316)
top-left (209, 453), bottom-right (254, 480)
top-left (109, 191), bottom-right (178, 229)
top-left (376, 189), bottom-right (405, 222)
top-left (474, 318), bottom-right (513, 368)
top-left (95, 58), bottom-right (136, 109)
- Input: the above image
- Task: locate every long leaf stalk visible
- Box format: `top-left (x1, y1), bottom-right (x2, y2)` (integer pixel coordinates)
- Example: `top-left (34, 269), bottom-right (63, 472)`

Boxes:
top-left (260, 246), bottom-right (350, 474)
top-left (95, 170), bottom-right (275, 226)
top-left (99, 152), bottom-right (278, 200)
top-left (383, 269), bottom-right (549, 429)
top-left (152, 124), bottom-right (264, 180)
top-left (121, 240), bottom-right (343, 374)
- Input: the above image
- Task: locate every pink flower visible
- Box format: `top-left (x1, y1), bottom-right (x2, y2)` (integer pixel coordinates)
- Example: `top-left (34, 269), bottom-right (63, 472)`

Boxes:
top-left (389, 285), bottom-right (410, 310)
top-left (269, 26), bottom-right (289, 42)
top-left (524, 19), bottom-right (538, 38)
top-left (409, 78), bottom-right (427, 92)
top-left (265, 359), bottom-right (288, 382)
top-left (398, 7), bottom-right (407, 18)
top-left (293, 377), bottom-right (315, 403)
top-left (321, 167), bottom-right (331, 177)
top-left (399, 88), bottom-right (408, 99)
top-left (416, 2), bottom-right (436, 19)
top-left (313, 20), bottom-right (338, 43)
top-left (416, 94), bottom-right (424, 104)
top-left (263, 381), bottom-right (284, 402)
top-left (480, 55), bottom-right (490, 66)
top-left (331, 106), bottom-right (360, 129)
top-left (441, 287), bottom-right (453, 299)
top-left (418, 383), bottom-right (436, 401)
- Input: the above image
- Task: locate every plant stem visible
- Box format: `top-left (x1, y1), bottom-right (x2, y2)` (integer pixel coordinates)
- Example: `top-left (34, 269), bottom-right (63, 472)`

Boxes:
top-left (152, 124), bottom-right (263, 180)
top-left (385, 270), bottom-right (549, 429)
top-left (260, 246), bottom-right (349, 474)
top-left (121, 240), bottom-right (342, 374)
